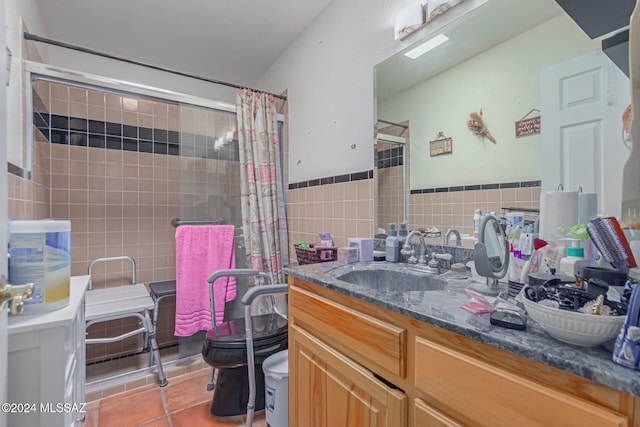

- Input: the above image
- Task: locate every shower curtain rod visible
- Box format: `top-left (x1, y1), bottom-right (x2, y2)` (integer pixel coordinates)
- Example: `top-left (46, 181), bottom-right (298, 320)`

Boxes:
top-left (23, 32), bottom-right (287, 101)
top-left (377, 119), bottom-right (408, 129)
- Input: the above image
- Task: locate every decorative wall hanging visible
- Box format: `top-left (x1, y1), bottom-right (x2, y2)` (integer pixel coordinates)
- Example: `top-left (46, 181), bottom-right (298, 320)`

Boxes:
top-left (429, 132), bottom-right (453, 157)
top-left (394, 4), bottom-right (425, 40)
top-left (427, 0), bottom-right (465, 22)
top-left (515, 108), bottom-right (541, 138)
top-left (467, 109), bottom-right (496, 143)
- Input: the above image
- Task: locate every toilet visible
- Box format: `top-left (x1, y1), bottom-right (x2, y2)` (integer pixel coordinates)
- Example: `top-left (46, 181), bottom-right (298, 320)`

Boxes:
top-left (201, 311), bottom-right (288, 419)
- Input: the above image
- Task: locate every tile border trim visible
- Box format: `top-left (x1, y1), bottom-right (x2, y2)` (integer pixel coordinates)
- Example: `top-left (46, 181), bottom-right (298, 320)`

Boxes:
top-left (409, 180), bottom-right (541, 194)
top-left (7, 162), bottom-right (29, 179)
top-left (288, 170), bottom-right (374, 190)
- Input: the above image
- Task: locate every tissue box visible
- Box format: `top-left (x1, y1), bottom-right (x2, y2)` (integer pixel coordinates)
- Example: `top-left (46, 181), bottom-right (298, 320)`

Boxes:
top-left (348, 238), bottom-right (374, 262)
top-left (338, 247), bottom-right (359, 264)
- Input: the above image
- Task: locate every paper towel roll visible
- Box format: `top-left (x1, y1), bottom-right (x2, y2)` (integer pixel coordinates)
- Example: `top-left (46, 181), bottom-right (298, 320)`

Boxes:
top-left (539, 191), bottom-right (579, 243)
top-left (578, 192), bottom-right (597, 225)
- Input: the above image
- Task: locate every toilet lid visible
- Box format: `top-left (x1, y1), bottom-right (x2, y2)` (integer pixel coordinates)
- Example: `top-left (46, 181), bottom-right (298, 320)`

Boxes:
top-left (204, 312), bottom-right (288, 350)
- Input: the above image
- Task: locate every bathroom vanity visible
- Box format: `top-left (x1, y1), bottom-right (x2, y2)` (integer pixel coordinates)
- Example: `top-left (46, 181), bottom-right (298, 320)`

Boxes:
top-left (7, 276), bottom-right (89, 427)
top-left (286, 263), bottom-right (640, 427)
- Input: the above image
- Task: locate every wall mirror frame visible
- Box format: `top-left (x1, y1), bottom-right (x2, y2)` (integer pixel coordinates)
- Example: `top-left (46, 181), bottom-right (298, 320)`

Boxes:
top-left (373, 0), bottom-right (628, 240)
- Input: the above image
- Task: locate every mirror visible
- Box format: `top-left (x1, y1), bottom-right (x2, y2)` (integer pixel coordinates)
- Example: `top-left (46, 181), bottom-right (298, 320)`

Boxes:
top-left (374, 0), bottom-right (601, 239)
top-left (473, 214), bottom-right (509, 292)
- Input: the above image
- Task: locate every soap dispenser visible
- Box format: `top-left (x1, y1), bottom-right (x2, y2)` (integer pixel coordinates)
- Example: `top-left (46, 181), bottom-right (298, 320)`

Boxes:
top-left (386, 223), bottom-right (399, 262)
top-left (398, 221), bottom-right (408, 262)
top-left (559, 238), bottom-right (589, 277)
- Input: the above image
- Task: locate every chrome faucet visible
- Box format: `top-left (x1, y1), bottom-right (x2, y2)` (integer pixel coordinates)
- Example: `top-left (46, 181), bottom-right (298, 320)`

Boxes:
top-left (444, 228), bottom-right (462, 247)
top-left (401, 230), bottom-right (428, 265)
top-left (0, 276), bottom-right (34, 315)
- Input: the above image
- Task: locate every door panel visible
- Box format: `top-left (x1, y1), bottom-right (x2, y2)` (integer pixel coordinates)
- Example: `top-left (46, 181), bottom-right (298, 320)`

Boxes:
top-left (541, 50), bottom-right (630, 217)
top-left (560, 119), bottom-right (600, 194)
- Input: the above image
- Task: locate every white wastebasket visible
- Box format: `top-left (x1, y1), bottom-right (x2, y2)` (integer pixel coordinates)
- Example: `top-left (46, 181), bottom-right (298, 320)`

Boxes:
top-left (262, 350), bottom-right (288, 427)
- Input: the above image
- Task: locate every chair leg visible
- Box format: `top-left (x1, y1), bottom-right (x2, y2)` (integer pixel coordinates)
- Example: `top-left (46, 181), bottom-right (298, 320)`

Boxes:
top-left (149, 332), bottom-right (168, 387)
top-left (148, 344), bottom-right (155, 368)
top-left (145, 310), bottom-right (167, 387)
top-left (206, 367), bottom-right (215, 391)
top-left (148, 302), bottom-right (158, 367)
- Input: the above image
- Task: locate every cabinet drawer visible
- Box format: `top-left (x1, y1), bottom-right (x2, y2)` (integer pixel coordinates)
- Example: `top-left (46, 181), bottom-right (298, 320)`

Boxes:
top-left (414, 398), bottom-right (463, 427)
top-left (290, 285), bottom-right (406, 378)
top-left (414, 337), bottom-right (628, 427)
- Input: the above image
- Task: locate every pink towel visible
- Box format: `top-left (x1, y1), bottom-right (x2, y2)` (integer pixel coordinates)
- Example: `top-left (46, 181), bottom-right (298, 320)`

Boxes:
top-left (174, 225), bottom-right (236, 336)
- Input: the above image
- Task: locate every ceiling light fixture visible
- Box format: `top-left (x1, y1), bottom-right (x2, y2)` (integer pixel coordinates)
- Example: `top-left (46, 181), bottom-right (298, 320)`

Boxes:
top-left (403, 34), bottom-right (450, 59)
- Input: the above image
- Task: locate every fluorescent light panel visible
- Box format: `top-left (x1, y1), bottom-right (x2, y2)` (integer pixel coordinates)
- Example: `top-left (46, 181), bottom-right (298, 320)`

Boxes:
top-left (404, 34), bottom-right (449, 59)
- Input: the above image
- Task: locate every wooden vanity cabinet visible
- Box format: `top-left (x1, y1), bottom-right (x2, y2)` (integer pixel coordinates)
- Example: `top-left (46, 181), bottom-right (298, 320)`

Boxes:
top-left (290, 324), bottom-right (407, 426)
top-left (289, 276), bottom-right (640, 427)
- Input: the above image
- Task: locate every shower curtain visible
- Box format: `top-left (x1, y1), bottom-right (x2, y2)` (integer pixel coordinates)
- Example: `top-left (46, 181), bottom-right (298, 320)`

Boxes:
top-left (236, 89), bottom-right (288, 284)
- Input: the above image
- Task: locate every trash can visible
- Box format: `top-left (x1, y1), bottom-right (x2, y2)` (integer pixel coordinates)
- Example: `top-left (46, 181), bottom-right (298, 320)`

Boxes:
top-left (262, 350), bottom-right (288, 427)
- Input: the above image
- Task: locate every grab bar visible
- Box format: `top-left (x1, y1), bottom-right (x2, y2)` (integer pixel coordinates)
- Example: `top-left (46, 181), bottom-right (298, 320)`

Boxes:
top-left (88, 256), bottom-right (136, 290)
top-left (206, 269), bottom-right (273, 331)
top-left (170, 218), bottom-right (226, 227)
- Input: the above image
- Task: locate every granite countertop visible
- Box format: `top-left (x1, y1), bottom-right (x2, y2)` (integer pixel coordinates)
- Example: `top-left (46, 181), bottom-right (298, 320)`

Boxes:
top-left (284, 261), bottom-right (640, 398)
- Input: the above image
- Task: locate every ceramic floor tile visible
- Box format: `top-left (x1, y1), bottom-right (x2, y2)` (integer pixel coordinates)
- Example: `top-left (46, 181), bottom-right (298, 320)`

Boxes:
top-left (238, 412), bottom-right (267, 427)
top-left (170, 401), bottom-right (240, 427)
top-left (84, 401), bottom-right (100, 427)
top-left (98, 385), bottom-right (166, 427)
top-left (163, 368), bottom-right (212, 413)
top-left (139, 416), bottom-right (170, 426)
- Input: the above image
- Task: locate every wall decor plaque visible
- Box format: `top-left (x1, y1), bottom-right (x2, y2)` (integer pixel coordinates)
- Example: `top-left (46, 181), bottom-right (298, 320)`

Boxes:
top-left (515, 109), bottom-right (541, 138)
top-left (429, 133), bottom-right (453, 157)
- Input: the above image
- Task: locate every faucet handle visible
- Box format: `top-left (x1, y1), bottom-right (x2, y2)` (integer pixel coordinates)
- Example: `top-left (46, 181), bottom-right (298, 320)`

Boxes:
top-left (428, 252), bottom-right (439, 266)
top-left (434, 253), bottom-right (453, 262)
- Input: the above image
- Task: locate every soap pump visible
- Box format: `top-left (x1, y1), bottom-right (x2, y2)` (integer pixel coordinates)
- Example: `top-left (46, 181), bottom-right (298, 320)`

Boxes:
top-left (559, 238), bottom-right (589, 277)
top-left (398, 221), bottom-right (408, 262)
top-left (385, 223), bottom-right (400, 262)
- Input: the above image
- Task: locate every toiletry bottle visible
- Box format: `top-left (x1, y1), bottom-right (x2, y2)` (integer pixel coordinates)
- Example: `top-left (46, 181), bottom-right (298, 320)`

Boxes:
top-left (386, 223), bottom-right (399, 262)
top-left (398, 221), bottom-right (408, 262)
top-left (559, 238), bottom-right (590, 277)
top-left (473, 209), bottom-right (482, 239)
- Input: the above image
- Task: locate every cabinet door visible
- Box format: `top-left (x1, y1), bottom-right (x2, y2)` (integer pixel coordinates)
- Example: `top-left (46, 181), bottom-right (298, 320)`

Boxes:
top-left (290, 324), bottom-right (407, 427)
top-left (413, 398), bottom-right (463, 427)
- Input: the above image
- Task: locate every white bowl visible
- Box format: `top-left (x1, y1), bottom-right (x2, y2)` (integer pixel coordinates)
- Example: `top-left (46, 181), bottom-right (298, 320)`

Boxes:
top-left (522, 297), bottom-right (625, 347)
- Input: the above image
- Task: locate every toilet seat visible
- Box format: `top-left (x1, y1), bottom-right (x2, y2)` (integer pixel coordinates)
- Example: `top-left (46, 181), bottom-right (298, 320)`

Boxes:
top-left (203, 312), bottom-right (288, 351)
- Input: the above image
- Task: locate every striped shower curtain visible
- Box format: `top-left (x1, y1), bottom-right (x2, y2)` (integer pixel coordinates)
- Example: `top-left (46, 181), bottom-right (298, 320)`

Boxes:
top-left (236, 89), bottom-right (288, 284)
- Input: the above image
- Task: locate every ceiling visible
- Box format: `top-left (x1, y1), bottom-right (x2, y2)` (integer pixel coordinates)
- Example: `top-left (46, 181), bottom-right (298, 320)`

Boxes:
top-left (375, 0), bottom-right (564, 102)
top-left (35, 0), bottom-right (331, 88)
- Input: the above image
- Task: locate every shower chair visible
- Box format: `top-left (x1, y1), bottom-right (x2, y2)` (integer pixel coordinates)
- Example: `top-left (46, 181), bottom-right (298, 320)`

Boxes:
top-left (85, 256), bottom-right (167, 386)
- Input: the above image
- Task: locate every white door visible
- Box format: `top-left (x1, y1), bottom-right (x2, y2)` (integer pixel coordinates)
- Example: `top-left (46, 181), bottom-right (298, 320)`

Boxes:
top-left (540, 50), bottom-right (630, 218)
top-left (0, 304), bottom-right (7, 427)
top-left (1, 0), bottom-right (9, 425)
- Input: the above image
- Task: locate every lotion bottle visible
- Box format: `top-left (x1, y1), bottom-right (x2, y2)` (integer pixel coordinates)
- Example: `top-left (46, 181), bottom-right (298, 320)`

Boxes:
top-left (386, 223), bottom-right (399, 262)
top-left (473, 209), bottom-right (482, 238)
top-left (559, 238), bottom-right (589, 277)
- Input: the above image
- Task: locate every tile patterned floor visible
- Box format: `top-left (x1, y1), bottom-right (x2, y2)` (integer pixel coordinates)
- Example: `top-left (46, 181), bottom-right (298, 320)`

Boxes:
top-left (86, 369), bottom-right (267, 427)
